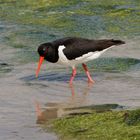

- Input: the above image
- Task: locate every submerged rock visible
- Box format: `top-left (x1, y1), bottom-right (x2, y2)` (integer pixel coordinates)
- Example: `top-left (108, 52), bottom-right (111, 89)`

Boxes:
top-left (0, 62), bottom-right (13, 74)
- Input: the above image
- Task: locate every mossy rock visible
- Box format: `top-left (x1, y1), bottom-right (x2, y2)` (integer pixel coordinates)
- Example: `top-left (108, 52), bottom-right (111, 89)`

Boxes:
top-left (124, 109), bottom-right (140, 125)
top-left (46, 110), bottom-right (140, 140)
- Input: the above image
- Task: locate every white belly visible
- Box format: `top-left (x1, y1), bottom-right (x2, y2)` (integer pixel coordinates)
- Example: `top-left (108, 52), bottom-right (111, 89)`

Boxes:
top-left (57, 45), bottom-right (108, 67)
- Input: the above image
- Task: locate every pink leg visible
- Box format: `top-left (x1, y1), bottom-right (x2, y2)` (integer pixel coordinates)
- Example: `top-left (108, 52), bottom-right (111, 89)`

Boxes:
top-left (69, 84), bottom-right (75, 97)
top-left (82, 63), bottom-right (94, 83)
top-left (69, 67), bottom-right (77, 85)
top-left (35, 100), bottom-right (42, 118)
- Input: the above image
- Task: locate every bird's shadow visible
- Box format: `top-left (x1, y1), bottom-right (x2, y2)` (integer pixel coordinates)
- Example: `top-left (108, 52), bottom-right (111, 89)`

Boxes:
top-left (20, 72), bottom-right (96, 82)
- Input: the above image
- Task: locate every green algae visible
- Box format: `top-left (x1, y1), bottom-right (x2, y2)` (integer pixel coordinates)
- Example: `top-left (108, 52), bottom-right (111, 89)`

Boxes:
top-left (0, 0), bottom-right (139, 37)
top-left (38, 104), bottom-right (140, 140)
top-left (46, 109), bottom-right (140, 140)
top-left (124, 109), bottom-right (140, 126)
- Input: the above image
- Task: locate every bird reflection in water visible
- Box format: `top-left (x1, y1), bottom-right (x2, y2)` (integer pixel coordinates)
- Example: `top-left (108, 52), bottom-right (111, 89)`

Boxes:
top-left (68, 83), bottom-right (93, 106)
top-left (35, 83), bottom-right (93, 124)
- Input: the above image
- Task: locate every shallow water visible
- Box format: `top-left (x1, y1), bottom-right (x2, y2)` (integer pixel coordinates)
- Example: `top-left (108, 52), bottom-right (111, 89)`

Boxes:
top-left (0, 1), bottom-right (140, 140)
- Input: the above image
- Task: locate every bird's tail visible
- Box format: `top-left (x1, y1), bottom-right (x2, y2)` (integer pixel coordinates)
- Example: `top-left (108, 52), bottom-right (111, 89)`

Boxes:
top-left (111, 39), bottom-right (125, 45)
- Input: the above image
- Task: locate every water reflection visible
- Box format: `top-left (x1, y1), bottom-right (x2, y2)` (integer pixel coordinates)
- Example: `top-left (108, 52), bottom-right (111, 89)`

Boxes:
top-left (35, 83), bottom-right (124, 124)
top-left (35, 83), bottom-right (93, 124)
top-left (69, 83), bottom-right (93, 105)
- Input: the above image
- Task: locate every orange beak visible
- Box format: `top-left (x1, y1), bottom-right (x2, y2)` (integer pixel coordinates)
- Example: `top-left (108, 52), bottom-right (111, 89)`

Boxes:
top-left (36, 56), bottom-right (44, 78)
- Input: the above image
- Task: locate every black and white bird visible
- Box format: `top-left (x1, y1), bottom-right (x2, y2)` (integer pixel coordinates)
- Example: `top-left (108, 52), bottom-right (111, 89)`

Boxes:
top-left (36, 37), bottom-right (125, 84)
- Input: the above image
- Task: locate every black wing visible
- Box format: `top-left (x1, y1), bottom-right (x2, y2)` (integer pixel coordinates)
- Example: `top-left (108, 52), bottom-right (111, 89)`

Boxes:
top-left (52, 37), bottom-right (125, 60)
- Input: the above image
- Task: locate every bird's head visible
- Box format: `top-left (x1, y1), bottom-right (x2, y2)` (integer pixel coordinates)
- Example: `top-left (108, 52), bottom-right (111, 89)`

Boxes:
top-left (36, 43), bottom-right (52, 78)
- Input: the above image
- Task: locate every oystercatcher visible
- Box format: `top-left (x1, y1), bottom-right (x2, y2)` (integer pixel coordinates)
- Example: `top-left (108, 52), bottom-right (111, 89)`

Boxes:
top-left (36, 37), bottom-right (125, 84)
